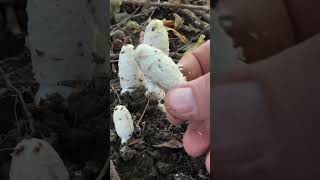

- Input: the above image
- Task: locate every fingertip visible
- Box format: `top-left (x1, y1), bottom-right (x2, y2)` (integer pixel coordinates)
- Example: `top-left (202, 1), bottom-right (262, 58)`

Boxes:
top-left (178, 53), bottom-right (203, 81)
top-left (183, 121), bottom-right (210, 157)
top-left (165, 109), bottom-right (184, 126)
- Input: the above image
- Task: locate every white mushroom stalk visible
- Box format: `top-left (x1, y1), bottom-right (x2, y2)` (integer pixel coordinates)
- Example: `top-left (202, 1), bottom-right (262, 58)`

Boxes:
top-left (9, 138), bottom-right (69, 180)
top-left (135, 44), bottom-right (186, 91)
top-left (27, 0), bottom-right (107, 105)
top-left (113, 105), bottom-right (134, 144)
top-left (143, 19), bottom-right (170, 100)
top-left (118, 44), bottom-right (143, 94)
top-left (143, 77), bottom-right (165, 100)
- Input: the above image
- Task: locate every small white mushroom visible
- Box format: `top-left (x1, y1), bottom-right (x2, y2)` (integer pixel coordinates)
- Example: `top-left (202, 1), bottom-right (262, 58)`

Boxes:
top-left (144, 19), bottom-right (170, 55)
top-left (118, 44), bottom-right (143, 94)
top-left (135, 44), bottom-right (186, 91)
top-left (9, 138), bottom-right (69, 180)
top-left (113, 105), bottom-right (134, 144)
top-left (143, 19), bottom-right (170, 100)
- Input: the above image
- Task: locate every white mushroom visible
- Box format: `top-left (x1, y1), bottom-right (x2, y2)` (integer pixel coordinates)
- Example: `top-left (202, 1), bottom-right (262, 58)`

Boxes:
top-left (113, 105), bottom-right (134, 144)
top-left (9, 138), bottom-right (69, 180)
top-left (135, 44), bottom-right (186, 91)
top-left (118, 44), bottom-right (143, 94)
top-left (27, 0), bottom-right (107, 105)
top-left (143, 77), bottom-right (165, 100)
top-left (143, 19), bottom-right (170, 99)
top-left (144, 19), bottom-right (170, 55)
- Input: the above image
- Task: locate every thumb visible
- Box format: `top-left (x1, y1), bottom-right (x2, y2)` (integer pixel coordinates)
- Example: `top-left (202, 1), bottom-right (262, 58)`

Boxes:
top-left (165, 73), bottom-right (210, 125)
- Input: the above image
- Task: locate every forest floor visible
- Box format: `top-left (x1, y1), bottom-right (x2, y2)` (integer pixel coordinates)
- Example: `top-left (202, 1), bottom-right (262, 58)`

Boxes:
top-left (110, 0), bottom-right (210, 179)
top-left (0, 0), bottom-right (210, 179)
top-left (0, 51), bottom-right (108, 180)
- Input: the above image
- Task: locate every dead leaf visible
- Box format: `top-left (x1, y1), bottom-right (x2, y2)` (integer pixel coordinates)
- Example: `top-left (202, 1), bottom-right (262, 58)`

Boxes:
top-left (152, 139), bottom-right (183, 149)
top-left (128, 138), bottom-right (144, 146)
top-left (162, 20), bottom-right (175, 28)
top-left (166, 27), bottom-right (188, 44)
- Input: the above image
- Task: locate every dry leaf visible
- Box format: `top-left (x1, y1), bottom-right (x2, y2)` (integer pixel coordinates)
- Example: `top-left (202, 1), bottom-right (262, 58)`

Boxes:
top-left (153, 139), bottom-right (183, 149)
top-left (128, 138), bottom-right (145, 146)
top-left (162, 20), bottom-right (175, 28)
top-left (166, 27), bottom-right (188, 44)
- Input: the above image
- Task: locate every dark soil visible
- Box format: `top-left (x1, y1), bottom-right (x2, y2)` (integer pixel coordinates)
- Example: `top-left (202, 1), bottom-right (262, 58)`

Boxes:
top-left (110, 85), bottom-right (209, 180)
top-left (0, 50), bottom-right (109, 180)
top-left (110, 1), bottom-right (210, 179)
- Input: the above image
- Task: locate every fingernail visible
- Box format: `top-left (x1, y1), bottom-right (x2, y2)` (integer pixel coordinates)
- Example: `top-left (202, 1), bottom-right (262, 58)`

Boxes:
top-left (167, 87), bottom-right (196, 113)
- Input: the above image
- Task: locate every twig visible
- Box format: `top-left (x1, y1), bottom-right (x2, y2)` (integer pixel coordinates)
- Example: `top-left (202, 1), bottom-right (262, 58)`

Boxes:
top-left (0, 66), bottom-right (35, 134)
top-left (176, 8), bottom-right (209, 30)
top-left (136, 98), bottom-right (150, 134)
top-left (13, 95), bottom-right (21, 135)
top-left (96, 157), bottom-right (110, 180)
top-left (123, 0), bottom-right (210, 11)
top-left (111, 83), bottom-right (121, 104)
top-left (0, 57), bottom-right (21, 65)
top-left (110, 4), bottom-right (142, 31)
top-left (193, 9), bottom-right (210, 23)
top-left (143, 0), bottom-right (160, 25)
top-left (170, 26), bottom-right (210, 58)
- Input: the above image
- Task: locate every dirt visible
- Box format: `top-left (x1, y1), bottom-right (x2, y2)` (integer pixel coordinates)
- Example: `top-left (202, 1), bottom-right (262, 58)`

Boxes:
top-left (110, 85), bottom-right (209, 180)
top-left (0, 50), bottom-right (109, 180)
top-left (110, 1), bottom-right (210, 179)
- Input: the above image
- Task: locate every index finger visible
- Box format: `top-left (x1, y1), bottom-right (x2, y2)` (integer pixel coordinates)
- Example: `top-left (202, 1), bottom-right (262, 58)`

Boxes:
top-left (178, 40), bottom-right (210, 81)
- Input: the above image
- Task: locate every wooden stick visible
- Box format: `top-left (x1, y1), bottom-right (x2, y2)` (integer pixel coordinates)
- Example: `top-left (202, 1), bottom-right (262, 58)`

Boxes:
top-left (123, 0), bottom-right (210, 11)
top-left (110, 4), bottom-right (141, 31)
top-left (136, 98), bottom-right (150, 132)
top-left (0, 66), bottom-right (35, 134)
top-left (177, 8), bottom-right (209, 30)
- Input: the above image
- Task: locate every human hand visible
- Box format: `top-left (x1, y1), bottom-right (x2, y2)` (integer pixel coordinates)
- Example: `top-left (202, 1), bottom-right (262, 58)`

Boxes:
top-left (164, 40), bottom-right (210, 173)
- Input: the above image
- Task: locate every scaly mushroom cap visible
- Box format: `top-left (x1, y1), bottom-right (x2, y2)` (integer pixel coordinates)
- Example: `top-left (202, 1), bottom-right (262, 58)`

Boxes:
top-left (135, 44), bottom-right (186, 91)
top-left (113, 105), bottom-right (134, 144)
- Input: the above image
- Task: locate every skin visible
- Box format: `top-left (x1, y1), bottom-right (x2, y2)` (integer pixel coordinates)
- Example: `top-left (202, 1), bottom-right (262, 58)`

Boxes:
top-left (165, 41), bottom-right (211, 172)
top-left (165, 0), bottom-right (320, 174)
